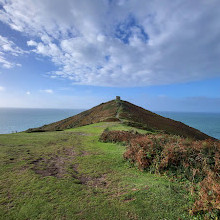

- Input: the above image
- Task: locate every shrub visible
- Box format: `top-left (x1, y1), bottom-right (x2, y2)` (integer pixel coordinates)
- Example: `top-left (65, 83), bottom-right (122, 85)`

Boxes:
top-left (100, 130), bottom-right (220, 216)
top-left (99, 130), bottom-right (143, 144)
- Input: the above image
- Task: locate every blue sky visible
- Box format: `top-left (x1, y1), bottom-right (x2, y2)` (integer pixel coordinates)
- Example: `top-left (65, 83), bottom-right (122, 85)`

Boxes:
top-left (0, 0), bottom-right (220, 112)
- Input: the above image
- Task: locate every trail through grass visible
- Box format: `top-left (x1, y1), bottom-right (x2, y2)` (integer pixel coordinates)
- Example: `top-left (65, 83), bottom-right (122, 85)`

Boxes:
top-left (0, 122), bottom-right (192, 219)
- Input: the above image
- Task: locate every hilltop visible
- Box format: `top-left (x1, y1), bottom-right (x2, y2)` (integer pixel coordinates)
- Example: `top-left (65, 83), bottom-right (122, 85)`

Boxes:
top-left (27, 97), bottom-right (213, 140)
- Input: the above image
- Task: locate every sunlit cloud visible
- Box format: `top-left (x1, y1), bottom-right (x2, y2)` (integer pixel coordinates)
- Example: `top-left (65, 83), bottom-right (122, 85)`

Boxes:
top-left (0, 35), bottom-right (26, 68)
top-left (0, 0), bottom-right (220, 86)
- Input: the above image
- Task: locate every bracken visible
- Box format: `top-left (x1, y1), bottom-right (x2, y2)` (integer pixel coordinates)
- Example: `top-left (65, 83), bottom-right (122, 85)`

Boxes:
top-left (100, 130), bottom-right (220, 217)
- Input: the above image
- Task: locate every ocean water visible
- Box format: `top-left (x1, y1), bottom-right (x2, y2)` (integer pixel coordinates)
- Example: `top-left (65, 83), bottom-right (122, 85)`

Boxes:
top-left (156, 111), bottom-right (220, 140)
top-left (0, 108), bottom-right (83, 134)
top-left (0, 108), bottom-right (219, 139)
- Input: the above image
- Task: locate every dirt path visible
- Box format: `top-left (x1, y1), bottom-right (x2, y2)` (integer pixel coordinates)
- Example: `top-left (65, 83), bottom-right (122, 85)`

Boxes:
top-left (115, 101), bottom-right (123, 122)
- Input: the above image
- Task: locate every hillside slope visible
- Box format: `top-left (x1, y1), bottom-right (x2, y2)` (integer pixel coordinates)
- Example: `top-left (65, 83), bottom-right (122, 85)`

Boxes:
top-left (27, 100), bottom-right (120, 132)
top-left (27, 98), bottom-right (213, 140)
top-left (118, 100), bottom-right (212, 140)
top-left (0, 122), bottom-right (192, 219)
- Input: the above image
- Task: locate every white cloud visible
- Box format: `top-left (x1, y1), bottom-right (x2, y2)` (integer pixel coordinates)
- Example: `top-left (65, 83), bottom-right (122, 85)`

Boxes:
top-left (40, 89), bottom-right (53, 94)
top-left (0, 35), bottom-right (26, 68)
top-left (27, 40), bottom-right (37, 47)
top-left (0, 0), bottom-right (220, 86)
top-left (0, 35), bottom-right (24, 55)
top-left (0, 86), bottom-right (5, 91)
top-left (26, 91), bottom-right (31, 95)
top-left (0, 55), bottom-right (13, 68)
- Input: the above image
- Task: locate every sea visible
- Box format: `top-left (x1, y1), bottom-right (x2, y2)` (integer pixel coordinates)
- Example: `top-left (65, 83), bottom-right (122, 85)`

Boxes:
top-left (0, 108), bottom-right (219, 140)
top-left (0, 108), bottom-right (83, 134)
top-left (156, 111), bottom-right (220, 140)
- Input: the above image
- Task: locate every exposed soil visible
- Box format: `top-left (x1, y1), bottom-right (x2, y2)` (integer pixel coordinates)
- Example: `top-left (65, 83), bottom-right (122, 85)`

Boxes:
top-left (30, 146), bottom-right (76, 178)
top-left (30, 147), bottom-right (109, 188)
top-left (30, 155), bottom-right (66, 178)
top-left (70, 132), bottom-right (91, 136)
top-left (69, 163), bottom-right (108, 187)
top-left (86, 174), bottom-right (108, 187)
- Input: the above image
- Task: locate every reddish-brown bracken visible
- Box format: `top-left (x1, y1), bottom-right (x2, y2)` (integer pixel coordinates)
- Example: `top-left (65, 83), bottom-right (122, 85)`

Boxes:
top-left (100, 130), bottom-right (220, 215)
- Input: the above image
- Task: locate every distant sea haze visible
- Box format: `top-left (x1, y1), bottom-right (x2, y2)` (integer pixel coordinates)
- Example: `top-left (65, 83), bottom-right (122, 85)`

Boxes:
top-left (0, 108), bottom-right (219, 140)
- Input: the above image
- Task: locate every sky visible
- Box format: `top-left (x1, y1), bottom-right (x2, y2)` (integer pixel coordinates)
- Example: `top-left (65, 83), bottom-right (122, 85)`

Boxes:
top-left (0, 0), bottom-right (220, 112)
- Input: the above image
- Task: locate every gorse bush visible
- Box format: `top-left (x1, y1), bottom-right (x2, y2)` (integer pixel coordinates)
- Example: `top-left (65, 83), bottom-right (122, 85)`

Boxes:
top-left (100, 130), bottom-right (220, 216)
top-left (100, 130), bottom-right (143, 143)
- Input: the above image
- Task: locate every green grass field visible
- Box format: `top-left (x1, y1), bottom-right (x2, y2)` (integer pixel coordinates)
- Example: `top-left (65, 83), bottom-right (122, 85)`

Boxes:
top-left (0, 122), bottom-right (193, 219)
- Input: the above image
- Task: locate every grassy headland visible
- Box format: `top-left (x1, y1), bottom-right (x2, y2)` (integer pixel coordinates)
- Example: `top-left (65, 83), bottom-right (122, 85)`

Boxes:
top-left (0, 122), bottom-right (194, 220)
top-left (26, 99), bottom-right (213, 140)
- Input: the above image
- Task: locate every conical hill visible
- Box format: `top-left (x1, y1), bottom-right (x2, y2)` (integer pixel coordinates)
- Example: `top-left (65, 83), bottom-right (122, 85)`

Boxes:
top-left (27, 98), bottom-right (214, 140)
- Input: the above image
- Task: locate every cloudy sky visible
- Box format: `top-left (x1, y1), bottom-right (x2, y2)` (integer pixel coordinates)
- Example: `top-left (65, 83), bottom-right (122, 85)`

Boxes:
top-left (0, 0), bottom-right (219, 111)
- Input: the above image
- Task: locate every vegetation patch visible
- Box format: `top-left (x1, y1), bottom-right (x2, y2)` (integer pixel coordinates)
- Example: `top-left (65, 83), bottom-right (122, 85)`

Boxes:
top-left (100, 129), bottom-right (143, 143)
top-left (100, 130), bottom-right (220, 218)
top-left (0, 122), bottom-right (197, 219)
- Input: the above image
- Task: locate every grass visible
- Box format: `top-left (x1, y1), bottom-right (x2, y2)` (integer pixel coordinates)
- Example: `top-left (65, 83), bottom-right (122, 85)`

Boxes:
top-left (28, 99), bottom-right (212, 141)
top-left (0, 122), bottom-right (193, 219)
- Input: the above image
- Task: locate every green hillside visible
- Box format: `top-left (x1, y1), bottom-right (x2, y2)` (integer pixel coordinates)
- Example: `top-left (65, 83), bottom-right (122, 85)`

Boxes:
top-left (27, 98), bottom-right (213, 140)
top-left (0, 122), bottom-right (192, 220)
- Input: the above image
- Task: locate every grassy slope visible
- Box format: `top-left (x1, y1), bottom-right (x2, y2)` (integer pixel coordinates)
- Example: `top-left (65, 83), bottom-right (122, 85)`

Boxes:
top-left (27, 99), bottom-right (213, 141)
top-left (27, 100), bottom-right (119, 132)
top-left (0, 122), bottom-right (192, 220)
top-left (119, 101), bottom-right (212, 140)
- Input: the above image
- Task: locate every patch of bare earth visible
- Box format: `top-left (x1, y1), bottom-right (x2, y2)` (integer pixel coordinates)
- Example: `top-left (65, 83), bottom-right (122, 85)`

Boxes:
top-left (69, 164), bottom-right (108, 187)
top-left (70, 132), bottom-right (91, 136)
top-left (30, 147), bottom-right (109, 188)
top-left (85, 174), bottom-right (108, 188)
top-left (30, 147), bottom-right (76, 178)
top-left (30, 156), bottom-right (66, 178)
